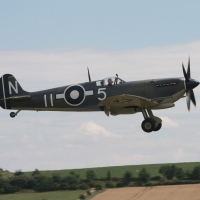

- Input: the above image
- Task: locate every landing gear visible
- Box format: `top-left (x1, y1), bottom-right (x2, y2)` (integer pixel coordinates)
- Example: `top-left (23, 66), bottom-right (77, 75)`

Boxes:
top-left (154, 123), bottom-right (162, 131)
top-left (141, 118), bottom-right (155, 132)
top-left (10, 110), bottom-right (21, 118)
top-left (10, 112), bottom-right (16, 118)
top-left (141, 108), bottom-right (162, 133)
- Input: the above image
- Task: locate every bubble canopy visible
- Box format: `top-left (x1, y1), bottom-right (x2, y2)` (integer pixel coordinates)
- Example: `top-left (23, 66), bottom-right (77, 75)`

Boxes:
top-left (104, 77), bottom-right (126, 86)
top-left (96, 76), bottom-right (125, 87)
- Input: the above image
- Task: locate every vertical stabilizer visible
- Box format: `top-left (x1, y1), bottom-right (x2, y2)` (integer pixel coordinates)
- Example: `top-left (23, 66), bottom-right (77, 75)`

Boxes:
top-left (0, 74), bottom-right (27, 109)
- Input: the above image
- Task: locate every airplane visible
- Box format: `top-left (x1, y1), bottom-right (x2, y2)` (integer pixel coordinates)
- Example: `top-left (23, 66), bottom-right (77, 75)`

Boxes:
top-left (0, 58), bottom-right (199, 133)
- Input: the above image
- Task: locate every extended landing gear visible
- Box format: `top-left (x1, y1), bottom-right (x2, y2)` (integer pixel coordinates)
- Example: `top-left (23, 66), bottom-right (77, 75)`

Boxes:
top-left (154, 122), bottom-right (162, 132)
top-left (10, 110), bottom-right (21, 118)
top-left (142, 118), bottom-right (155, 132)
top-left (141, 108), bottom-right (162, 133)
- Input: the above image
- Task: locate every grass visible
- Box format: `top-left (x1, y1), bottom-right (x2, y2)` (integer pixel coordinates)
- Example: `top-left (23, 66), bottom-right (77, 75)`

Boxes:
top-left (0, 190), bottom-right (86, 200)
top-left (1, 162), bottom-right (200, 200)
top-left (24, 162), bottom-right (200, 179)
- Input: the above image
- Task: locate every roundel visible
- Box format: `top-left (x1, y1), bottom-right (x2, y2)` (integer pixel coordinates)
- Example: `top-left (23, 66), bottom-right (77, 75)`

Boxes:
top-left (64, 85), bottom-right (85, 106)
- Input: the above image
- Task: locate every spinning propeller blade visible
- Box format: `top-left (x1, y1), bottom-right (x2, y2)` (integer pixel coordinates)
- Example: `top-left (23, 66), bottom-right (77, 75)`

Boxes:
top-left (190, 89), bottom-right (196, 106)
top-left (186, 89), bottom-right (191, 111)
top-left (187, 58), bottom-right (191, 78)
top-left (182, 58), bottom-right (199, 111)
top-left (182, 63), bottom-right (189, 82)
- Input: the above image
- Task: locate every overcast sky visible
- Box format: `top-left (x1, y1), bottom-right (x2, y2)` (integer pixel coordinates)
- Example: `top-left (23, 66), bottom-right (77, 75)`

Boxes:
top-left (0, 1), bottom-right (200, 172)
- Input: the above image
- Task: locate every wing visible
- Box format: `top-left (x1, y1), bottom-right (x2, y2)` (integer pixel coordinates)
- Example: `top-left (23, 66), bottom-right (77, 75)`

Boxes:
top-left (98, 94), bottom-right (172, 116)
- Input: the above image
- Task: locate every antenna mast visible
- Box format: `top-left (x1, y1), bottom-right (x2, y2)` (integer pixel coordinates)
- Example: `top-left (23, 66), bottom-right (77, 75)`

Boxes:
top-left (87, 67), bottom-right (91, 82)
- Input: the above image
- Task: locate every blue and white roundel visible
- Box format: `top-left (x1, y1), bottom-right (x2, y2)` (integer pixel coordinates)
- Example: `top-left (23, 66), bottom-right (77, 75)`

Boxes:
top-left (64, 85), bottom-right (85, 106)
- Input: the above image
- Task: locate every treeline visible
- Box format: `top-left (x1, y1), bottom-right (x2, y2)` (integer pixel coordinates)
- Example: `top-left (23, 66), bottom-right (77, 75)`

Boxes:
top-left (1, 165), bottom-right (200, 195)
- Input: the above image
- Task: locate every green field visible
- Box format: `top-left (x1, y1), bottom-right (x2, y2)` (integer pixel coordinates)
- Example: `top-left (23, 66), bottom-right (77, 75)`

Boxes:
top-left (1, 162), bottom-right (200, 200)
top-left (0, 190), bottom-right (86, 200)
top-left (24, 162), bottom-right (200, 179)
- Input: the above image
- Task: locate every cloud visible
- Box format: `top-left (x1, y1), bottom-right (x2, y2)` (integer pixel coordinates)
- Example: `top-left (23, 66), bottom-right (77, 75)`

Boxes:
top-left (161, 116), bottom-right (179, 128)
top-left (39, 119), bottom-right (54, 125)
top-left (19, 134), bottom-right (31, 143)
top-left (0, 41), bottom-right (200, 92)
top-left (0, 41), bottom-right (200, 171)
top-left (81, 121), bottom-right (121, 139)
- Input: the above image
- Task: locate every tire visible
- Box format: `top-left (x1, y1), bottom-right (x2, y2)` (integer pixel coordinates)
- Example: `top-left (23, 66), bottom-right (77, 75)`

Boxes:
top-left (154, 123), bottom-right (162, 131)
top-left (10, 112), bottom-right (16, 118)
top-left (141, 119), bottom-right (155, 133)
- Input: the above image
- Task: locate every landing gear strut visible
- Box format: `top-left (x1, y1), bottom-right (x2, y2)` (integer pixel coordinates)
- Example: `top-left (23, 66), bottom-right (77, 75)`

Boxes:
top-left (10, 110), bottom-right (21, 118)
top-left (141, 108), bottom-right (162, 133)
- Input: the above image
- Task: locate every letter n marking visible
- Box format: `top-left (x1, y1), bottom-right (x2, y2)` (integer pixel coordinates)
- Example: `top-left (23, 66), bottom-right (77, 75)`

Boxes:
top-left (9, 81), bottom-right (18, 94)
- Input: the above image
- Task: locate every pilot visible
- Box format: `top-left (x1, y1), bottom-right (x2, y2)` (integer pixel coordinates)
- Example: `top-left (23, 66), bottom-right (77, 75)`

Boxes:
top-left (108, 78), bottom-right (113, 86)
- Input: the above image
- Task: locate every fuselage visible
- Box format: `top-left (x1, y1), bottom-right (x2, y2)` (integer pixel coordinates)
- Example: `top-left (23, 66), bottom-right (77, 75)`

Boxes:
top-left (1, 61), bottom-right (198, 132)
top-left (9, 77), bottom-right (185, 112)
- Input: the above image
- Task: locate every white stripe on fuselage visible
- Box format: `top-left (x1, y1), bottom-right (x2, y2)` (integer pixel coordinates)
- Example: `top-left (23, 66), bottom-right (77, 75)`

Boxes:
top-left (85, 90), bottom-right (94, 96)
top-left (44, 95), bottom-right (47, 107)
top-left (56, 94), bottom-right (64, 99)
top-left (2, 76), bottom-right (7, 109)
top-left (50, 94), bottom-right (53, 106)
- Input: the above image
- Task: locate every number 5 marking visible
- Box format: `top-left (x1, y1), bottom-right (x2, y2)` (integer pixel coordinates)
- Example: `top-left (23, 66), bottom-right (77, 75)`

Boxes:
top-left (98, 88), bottom-right (106, 100)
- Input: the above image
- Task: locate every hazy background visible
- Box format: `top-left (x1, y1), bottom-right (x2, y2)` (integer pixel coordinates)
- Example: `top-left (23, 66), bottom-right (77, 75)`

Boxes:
top-left (0, 0), bottom-right (200, 172)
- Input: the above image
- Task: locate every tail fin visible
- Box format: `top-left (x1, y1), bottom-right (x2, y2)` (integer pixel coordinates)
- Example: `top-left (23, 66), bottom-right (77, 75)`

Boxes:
top-left (0, 74), bottom-right (27, 109)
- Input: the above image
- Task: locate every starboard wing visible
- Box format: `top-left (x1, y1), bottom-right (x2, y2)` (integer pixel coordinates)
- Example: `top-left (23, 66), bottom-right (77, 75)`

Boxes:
top-left (99, 94), bottom-right (172, 116)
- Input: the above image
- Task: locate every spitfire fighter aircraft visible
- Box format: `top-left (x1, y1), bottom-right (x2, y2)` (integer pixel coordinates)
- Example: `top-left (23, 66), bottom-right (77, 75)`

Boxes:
top-left (0, 59), bottom-right (199, 132)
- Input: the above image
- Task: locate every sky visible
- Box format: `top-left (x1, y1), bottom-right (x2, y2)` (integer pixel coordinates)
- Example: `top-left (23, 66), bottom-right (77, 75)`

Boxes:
top-left (0, 1), bottom-right (200, 172)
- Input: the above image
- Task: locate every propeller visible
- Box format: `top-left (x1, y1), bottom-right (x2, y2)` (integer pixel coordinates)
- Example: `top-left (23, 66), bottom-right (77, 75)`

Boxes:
top-left (182, 58), bottom-right (199, 111)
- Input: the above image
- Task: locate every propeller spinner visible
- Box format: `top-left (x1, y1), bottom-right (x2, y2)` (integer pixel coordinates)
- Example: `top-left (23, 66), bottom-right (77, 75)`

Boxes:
top-left (182, 58), bottom-right (199, 111)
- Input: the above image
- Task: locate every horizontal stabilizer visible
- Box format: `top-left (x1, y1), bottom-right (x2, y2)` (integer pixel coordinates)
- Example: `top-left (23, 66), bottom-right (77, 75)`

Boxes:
top-left (0, 95), bottom-right (30, 101)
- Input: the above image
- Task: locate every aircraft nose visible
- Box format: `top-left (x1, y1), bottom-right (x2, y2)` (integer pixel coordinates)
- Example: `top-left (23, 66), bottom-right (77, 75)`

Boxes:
top-left (186, 79), bottom-right (199, 90)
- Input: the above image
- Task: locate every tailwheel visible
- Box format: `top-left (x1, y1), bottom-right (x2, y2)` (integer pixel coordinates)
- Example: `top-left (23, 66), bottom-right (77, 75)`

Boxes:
top-left (141, 118), bottom-right (155, 133)
top-left (154, 123), bottom-right (162, 131)
top-left (10, 112), bottom-right (16, 118)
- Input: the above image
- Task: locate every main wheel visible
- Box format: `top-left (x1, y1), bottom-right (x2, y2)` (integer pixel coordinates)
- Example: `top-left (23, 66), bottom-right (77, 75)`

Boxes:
top-left (10, 112), bottom-right (16, 118)
top-left (141, 119), bottom-right (155, 133)
top-left (154, 123), bottom-right (162, 131)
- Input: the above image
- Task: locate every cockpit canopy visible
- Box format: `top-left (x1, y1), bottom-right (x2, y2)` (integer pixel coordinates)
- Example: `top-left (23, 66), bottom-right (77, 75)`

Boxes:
top-left (96, 76), bottom-right (125, 87)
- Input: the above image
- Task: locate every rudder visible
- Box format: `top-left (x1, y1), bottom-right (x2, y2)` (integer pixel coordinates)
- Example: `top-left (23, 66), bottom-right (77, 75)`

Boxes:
top-left (0, 74), bottom-right (27, 109)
